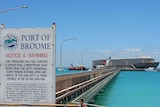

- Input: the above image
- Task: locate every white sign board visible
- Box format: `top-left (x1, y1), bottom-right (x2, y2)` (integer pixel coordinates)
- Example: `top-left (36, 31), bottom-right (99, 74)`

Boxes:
top-left (0, 25), bottom-right (56, 104)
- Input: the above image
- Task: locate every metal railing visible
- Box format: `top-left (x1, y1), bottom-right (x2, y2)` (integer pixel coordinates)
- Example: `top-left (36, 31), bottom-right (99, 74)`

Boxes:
top-left (56, 71), bottom-right (116, 102)
top-left (71, 71), bottom-right (119, 103)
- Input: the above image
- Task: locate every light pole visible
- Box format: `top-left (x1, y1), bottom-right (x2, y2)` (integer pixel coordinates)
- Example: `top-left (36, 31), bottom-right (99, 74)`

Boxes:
top-left (0, 6), bottom-right (28, 13)
top-left (81, 48), bottom-right (92, 65)
top-left (60, 38), bottom-right (76, 75)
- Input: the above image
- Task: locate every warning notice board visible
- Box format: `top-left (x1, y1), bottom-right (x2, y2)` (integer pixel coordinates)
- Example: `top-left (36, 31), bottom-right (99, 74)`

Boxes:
top-left (0, 24), bottom-right (56, 104)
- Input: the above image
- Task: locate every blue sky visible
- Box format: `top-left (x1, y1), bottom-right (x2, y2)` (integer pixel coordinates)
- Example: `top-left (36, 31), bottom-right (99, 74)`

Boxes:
top-left (1, 0), bottom-right (160, 67)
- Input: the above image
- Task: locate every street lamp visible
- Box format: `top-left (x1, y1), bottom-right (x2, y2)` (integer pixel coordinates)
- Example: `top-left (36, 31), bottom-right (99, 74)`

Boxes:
top-left (81, 48), bottom-right (92, 65)
top-left (0, 6), bottom-right (28, 13)
top-left (59, 38), bottom-right (76, 75)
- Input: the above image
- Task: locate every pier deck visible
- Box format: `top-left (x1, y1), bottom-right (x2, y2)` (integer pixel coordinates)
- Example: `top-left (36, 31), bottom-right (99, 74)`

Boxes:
top-left (56, 67), bottom-right (120, 104)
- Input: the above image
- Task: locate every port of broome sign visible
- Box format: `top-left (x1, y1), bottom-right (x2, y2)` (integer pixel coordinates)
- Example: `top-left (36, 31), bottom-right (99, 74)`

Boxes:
top-left (0, 23), bottom-right (56, 104)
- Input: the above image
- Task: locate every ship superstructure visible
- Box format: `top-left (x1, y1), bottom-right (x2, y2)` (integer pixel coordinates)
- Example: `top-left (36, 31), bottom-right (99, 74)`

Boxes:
top-left (92, 57), bottom-right (159, 69)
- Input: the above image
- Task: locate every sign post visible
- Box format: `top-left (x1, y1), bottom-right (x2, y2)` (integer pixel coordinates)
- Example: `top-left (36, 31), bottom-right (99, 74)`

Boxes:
top-left (0, 23), bottom-right (56, 104)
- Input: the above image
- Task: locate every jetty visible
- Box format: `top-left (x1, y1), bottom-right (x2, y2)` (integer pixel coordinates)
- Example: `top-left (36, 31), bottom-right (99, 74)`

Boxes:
top-left (56, 67), bottom-right (120, 105)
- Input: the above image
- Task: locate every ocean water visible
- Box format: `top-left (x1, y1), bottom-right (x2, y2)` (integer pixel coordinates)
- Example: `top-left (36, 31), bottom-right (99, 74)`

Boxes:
top-left (92, 71), bottom-right (160, 107)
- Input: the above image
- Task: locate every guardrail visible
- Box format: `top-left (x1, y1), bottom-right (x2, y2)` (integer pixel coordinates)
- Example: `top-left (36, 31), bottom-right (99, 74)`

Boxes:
top-left (56, 71), bottom-right (114, 101)
top-left (71, 71), bottom-right (119, 103)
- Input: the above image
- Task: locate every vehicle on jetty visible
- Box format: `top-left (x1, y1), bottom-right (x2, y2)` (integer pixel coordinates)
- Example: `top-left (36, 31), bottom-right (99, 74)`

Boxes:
top-left (68, 64), bottom-right (88, 70)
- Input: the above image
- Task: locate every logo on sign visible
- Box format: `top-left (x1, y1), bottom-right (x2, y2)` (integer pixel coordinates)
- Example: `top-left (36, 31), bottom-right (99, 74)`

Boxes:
top-left (3, 33), bottom-right (18, 51)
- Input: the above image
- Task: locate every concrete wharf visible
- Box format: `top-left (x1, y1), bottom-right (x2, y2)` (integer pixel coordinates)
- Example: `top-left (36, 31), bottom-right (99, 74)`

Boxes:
top-left (56, 67), bottom-right (120, 104)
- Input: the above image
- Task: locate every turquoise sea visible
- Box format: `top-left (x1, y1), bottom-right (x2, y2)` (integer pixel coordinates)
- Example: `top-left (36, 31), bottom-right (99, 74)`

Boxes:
top-left (92, 71), bottom-right (160, 107)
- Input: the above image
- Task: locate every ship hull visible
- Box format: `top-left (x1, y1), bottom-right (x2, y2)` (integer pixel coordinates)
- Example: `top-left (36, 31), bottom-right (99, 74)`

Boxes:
top-left (68, 67), bottom-right (88, 70)
top-left (133, 62), bottom-right (159, 69)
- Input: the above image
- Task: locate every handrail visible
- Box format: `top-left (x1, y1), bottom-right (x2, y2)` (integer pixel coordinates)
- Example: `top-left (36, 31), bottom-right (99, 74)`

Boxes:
top-left (56, 70), bottom-right (118, 102)
top-left (71, 71), bottom-right (119, 106)
top-left (56, 68), bottom-right (116, 95)
top-left (56, 71), bottom-right (115, 98)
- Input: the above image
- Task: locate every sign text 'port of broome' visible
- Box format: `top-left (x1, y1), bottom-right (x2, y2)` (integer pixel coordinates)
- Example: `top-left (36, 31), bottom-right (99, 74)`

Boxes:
top-left (0, 23), bottom-right (56, 104)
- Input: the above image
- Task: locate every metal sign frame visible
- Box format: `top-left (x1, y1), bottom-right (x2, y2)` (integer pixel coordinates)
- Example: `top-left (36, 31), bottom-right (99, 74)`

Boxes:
top-left (0, 23), bottom-right (56, 104)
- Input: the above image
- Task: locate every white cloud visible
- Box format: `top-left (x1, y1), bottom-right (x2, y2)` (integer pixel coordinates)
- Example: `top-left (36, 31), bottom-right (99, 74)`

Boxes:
top-left (98, 49), bottom-right (111, 54)
top-left (110, 48), bottom-right (144, 59)
top-left (124, 48), bottom-right (141, 53)
top-left (153, 51), bottom-right (160, 55)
